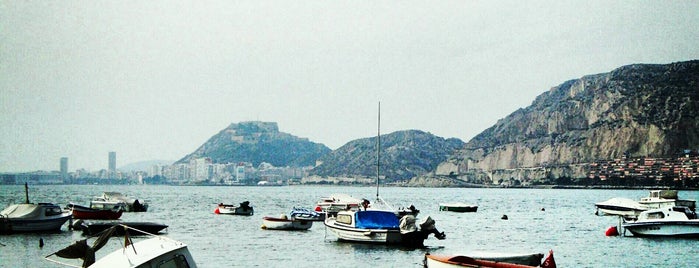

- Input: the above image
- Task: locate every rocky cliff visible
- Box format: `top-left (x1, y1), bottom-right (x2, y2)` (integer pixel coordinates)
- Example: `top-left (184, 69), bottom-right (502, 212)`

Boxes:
top-left (437, 60), bottom-right (699, 184)
top-left (309, 130), bottom-right (464, 181)
top-left (177, 121), bottom-right (331, 167)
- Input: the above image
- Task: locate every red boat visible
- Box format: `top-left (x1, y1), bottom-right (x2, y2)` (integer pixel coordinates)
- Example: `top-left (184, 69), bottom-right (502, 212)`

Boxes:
top-left (424, 250), bottom-right (556, 268)
top-left (66, 203), bottom-right (123, 220)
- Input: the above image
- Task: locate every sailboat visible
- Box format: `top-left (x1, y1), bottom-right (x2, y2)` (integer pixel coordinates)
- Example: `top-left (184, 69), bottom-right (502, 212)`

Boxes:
top-left (323, 102), bottom-right (445, 247)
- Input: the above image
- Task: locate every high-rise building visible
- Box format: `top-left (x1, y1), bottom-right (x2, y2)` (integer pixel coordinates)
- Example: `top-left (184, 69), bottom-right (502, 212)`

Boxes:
top-left (60, 157), bottom-right (68, 181)
top-left (108, 152), bottom-right (116, 178)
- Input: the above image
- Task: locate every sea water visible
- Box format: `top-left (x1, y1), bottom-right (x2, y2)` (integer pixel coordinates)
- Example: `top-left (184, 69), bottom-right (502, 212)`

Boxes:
top-left (1, 185), bottom-right (698, 267)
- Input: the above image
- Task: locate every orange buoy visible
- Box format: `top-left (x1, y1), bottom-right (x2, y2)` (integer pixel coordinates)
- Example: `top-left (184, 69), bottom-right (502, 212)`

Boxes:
top-left (214, 208), bottom-right (220, 214)
top-left (605, 226), bottom-right (619, 236)
top-left (314, 206), bottom-right (322, 212)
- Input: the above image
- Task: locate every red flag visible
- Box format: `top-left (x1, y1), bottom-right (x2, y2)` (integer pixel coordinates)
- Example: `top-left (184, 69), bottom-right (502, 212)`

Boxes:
top-left (541, 250), bottom-right (556, 268)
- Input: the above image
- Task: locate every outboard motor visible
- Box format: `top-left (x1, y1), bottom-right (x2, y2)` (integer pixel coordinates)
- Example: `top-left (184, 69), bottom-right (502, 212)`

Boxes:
top-left (399, 215), bottom-right (445, 248)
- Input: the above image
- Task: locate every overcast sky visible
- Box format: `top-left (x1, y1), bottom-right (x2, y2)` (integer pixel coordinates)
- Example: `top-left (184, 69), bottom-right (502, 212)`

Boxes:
top-left (2, 1), bottom-right (698, 172)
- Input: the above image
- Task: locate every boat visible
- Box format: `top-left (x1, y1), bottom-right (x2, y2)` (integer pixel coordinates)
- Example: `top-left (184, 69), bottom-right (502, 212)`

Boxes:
top-left (439, 203), bottom-right (478, 213)
top-left (1, 203), bottom-right (72, 233)
top-left (639, 190), bottom-right (696, 211)
top-left (0, 183), bottom-right (72, 233)
top-left (324, 210), bottom-right (445, 247)
top-left (594, 197), bottom-right (649, 217)
top-left (622, 206), bottom-right (699, 237)
top-left (46, 224), bottom-right (197, 268)
top-left (424, 250), bottom-right (556, 268)
top-left (290, 207), bottom-right (325, 221)
top-left (324, 103), bottom-right (443, 247)
top-left (316, 194), bottom-right (362, 216)
top-left (261, 214), bottom-right (312, 230)
top-left (97, 192), bottom-right (149, 212)
top-left (77, 220), bottom-right (168, 236)
top-left (66, 203), bottom-right (123, 220)
top-left (214, 201), bottom-right (254, 215)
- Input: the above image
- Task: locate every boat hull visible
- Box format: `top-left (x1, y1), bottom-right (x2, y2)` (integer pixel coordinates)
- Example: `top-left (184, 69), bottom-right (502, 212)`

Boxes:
top-left (424, 253), bottom-right (544, 268)
top-left (3, 215), bottom-right (71, 232)
top-left (69, 204), bottom-right (123, 220)
top-left (623, 221), bottom-right (699, 237)
top-left (439, 204), bottom-right (478, 213)
top-left (324, 217), bottom-right (402, 244)
top-left (261, 217), bottom-right (312, 230)
top-left (217, 206), bottom-right (254, 216)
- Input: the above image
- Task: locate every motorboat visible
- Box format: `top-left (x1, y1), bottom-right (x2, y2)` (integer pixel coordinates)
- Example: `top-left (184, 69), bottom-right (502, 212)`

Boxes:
top-left (316, 194), bottom-right (362, 216)
top-left (622, 206), bottom-right (699, 237)
top-left (1, 203), bottom-right (72, 233)
top-left (261, 214), bottom-right (312, 230)
top-left (46, 224), bottom-right (196, 268)
top-left (214, 201), bottom-right (254, 216)
top-left (424, 250), bottom-right (556, 268)
top-left (0, 183), bottom-right (72, 233)
top-left (323, 209), bottom-right (445, 247)
top-left (290, 207), bottom-right (325, 221)
top-left (77, 220), bottom-right (168, 236)
top-left (639, 190), bottom-right (696, 211)
top-left (97, 192), bottom-right (149, 212)
top-left (66, 203), bottom-right (123, 220)
top-left (439, 203), bottom-right (478, 213)
top-left (90, 198), bottom-right (128, 212)
top-left (594, 197), bottom-right (649, 217)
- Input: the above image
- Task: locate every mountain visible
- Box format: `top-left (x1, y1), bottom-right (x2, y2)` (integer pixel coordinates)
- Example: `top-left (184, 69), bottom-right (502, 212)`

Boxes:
top-left (176, 121), bottom-right (331, 167)
top-left (309, 130), bottom-right (464, 181)
top-left (432, 60), bottom-right (699, 184)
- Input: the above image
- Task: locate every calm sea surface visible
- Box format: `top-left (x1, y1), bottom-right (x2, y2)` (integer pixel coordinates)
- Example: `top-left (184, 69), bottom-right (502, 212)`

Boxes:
top-left (1, 185), bottom-right (698, 268)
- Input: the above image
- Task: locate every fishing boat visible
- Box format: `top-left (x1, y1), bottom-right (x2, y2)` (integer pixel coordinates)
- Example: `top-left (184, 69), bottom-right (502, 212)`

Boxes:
top-left (439, 203), bottom-right (478, 213)
top-left (622, 206), bottom-right (699, 237)
top-left (97, 192), bottom-right (149, 212)
top-left (66, 203), bottom-right (123, 220)
top-left (46, 224), bottom-right (197, 268)
top-left (0, 183), bottom-right (72, 233)
top-left (424, 250), bottom-right (556, 268)
top-left (214, 201), bottom-right (254, 215)
top-left (261, 214), bottom-right (313, 230)
top-left (324, 103), bottom-right (444, 247)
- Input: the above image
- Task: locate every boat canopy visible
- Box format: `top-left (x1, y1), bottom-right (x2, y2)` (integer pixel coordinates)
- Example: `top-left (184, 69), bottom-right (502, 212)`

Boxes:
top-left (354, 211), bottom-right (399, 229)
top-left (1, 204), bottom-right (43, 219)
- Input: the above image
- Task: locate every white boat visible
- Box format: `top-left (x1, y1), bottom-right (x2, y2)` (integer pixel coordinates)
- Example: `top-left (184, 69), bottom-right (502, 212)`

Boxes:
top-left (215, 201), bottom-right (254, 216)
top-left (261, 215), bottom-right (312, 230)
top-left (639, 190), bottom-right (696, 210)
top-left (1, 203), bottom-right (72, 233)
top-left (316, 194), bottom-right (362, 215)
top-left (325, 103), bottom-right (443, 247)
top-left (324, 209), bottom-right (445, 247)
top-left (594, 197), bottom-right (649, 216)
top-left (0, 183), bottom-right (72, 233)
top-left (622, 206), bottom-right (699, 237)
top-left (98, 192), bottom-right (149, 212)
top-left (424, 250), bottom-right (556, 268)
top-left (47, 224), bottom-right (197, 268)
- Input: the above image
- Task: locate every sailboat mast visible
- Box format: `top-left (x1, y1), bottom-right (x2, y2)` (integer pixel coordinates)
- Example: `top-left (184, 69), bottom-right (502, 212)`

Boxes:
top-left (376, 102), bottom-right (380, 201)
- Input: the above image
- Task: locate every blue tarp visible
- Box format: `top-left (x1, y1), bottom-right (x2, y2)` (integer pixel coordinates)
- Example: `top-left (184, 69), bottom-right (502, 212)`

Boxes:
top-left (354, 210), bottom-right (399, 229)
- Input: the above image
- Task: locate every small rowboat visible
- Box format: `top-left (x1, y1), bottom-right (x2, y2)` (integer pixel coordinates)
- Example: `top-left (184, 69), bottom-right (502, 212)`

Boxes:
top-left (424, 250), bottom-right (556, 268)
top-left (439, 203), bottom-right (478, 213)
top-left (261, 215), bottom-right (312, 230)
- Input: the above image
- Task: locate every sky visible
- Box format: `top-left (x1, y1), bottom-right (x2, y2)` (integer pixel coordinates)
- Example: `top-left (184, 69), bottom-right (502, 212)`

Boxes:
top-left (2, 1), bottom-right (698, 172)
